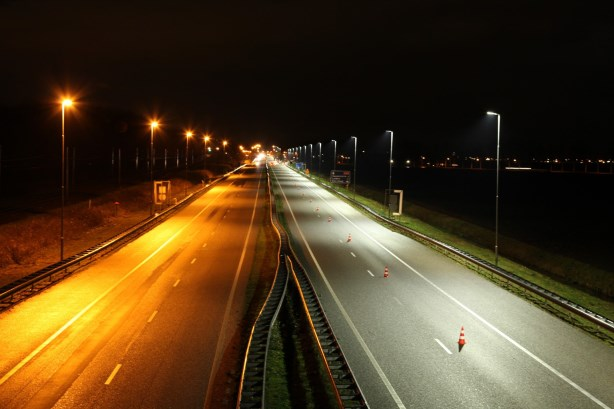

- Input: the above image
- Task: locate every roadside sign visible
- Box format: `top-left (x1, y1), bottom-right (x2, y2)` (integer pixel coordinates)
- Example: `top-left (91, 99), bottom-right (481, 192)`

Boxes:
top-left (153, 180), bottom-right (171, 205)
top-left (330, 170), bottom-right (351, 186)
top-left (385, 189), bottom-right (403, 216)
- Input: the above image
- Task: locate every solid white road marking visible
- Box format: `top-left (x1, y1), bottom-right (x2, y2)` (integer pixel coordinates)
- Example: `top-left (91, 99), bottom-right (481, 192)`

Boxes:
top-left (0, 182), bottom-right (233, 386)
top-left (300, 170), bottom-right (611, 409)
top-left (350, 252), bottom-right (356, 258)
top-left (435, 338), bottom-right (453, 355)
top-left (147, 310), bottom-right (158, 323)
top-left (104, 364), bottom-right (122, 385)
top-left (202, 242), bottom-right (207, 248)
top-left (204, 173), bottom-right (263, 407)
top-left (392, 296), bottom-right (403, 306)
top-left (367, 270), bottom-right (374, 277)
top-left (274, 170), bottom-right (407, 409)
top-left (191, 258), bottom-right (196, 264)
top-left (173, 279), bottom-right (181, 287)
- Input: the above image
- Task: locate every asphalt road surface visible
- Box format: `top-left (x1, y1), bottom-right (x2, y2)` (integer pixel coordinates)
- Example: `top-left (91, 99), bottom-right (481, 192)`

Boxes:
top-left (0, 163), bottom-right (267, 408)
top-left (270, 163), bottom-right (614, 409)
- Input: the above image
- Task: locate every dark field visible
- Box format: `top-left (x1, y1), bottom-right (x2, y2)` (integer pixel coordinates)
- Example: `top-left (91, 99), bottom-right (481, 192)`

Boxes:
top-left (360, 167), bottom-right (612, 272)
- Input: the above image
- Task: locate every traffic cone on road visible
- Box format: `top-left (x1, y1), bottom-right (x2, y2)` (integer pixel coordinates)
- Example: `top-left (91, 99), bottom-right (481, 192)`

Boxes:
top-left (458, 326), bottom-right (466, 351)
top-left (384, 266), bottom-right (389, 278)
top-left (347, 233), bottom-right (352, 242)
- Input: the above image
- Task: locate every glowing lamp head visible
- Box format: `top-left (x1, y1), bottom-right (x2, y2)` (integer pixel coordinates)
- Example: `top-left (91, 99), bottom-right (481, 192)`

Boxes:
top-left (62, 99), bottom-right (73, 107)
top-left (151, 121), bottom-right (159, 129)
top-left (186, 131), bottom-right (193, 138)
top-left (487, 111), bottom-right (499, 116)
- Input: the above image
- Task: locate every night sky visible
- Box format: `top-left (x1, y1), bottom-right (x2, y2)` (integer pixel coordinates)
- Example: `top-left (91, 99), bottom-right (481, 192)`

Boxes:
top-left (1, 0), bottom-right (613, 158)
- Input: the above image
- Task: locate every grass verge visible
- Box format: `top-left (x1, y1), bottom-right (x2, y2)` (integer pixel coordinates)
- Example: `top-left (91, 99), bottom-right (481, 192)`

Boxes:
top-left (266, 283), bottom-right (338, 409)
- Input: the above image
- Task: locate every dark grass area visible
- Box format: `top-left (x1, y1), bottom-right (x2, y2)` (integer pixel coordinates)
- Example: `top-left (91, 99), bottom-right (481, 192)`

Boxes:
top-left (266, 284), bottom-right (337, 409)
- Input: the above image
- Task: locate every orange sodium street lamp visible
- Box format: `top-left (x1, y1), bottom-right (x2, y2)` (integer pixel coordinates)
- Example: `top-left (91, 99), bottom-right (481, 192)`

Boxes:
top-left (185, 131), bottom-right (193, 178)
top-left (203, 135), bottom-right (210, 174)
top-left (150, 120), bottom-right (159, 181)
top-left (60, 99), bottom-right (73, 260)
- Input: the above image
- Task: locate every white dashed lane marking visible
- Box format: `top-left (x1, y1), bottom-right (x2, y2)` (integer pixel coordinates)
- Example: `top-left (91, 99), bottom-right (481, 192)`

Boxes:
top-left (105, 364), bottom-right (122, 385)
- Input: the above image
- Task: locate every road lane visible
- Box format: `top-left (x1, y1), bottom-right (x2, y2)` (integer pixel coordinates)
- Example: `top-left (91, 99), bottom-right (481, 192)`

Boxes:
top-left (271, 163), bottom-right (614, 409)
top-left (0, 164), bottom-right (267, 408)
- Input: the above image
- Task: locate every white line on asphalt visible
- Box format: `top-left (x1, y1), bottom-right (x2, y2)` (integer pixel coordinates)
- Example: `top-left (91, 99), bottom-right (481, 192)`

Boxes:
top-left (0, 182), bottom-right (233, 386)
top-left (202, 242), bottom-right (207, 248)
top-left (191, 258), bottom-right (196, 264)
top-left (392, 296), bottom-right (403, 306)
top-left (350, 252), bottom-right (356, 258)
top-left (367, 270), bottom-right (374, 277)
top-left (104, 364), bottom-right (122, 385)
top-left (435, 338), bottom-right (453, 355)
top-left (274, 170), bottom-right (407, 409)
top-left (147, 310), bottom-right (158, 323)
top-left (173, 279), bottom-right (181, 287)
top-left (304, 175), bottom-right (611, 409)
top-left (204, 172), bottom-right (263, 408)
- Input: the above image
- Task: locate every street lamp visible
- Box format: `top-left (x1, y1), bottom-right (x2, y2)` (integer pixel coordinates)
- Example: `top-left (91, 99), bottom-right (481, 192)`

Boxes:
top-left (318, 142), bottom-right (322, 176)
top-left (331, 139), bottom-right (337, 171)
top-left (150, 121), bottom-right (159, 181)
top-left (185, 131), bottom-right (192, 179)
top-left (387, 130), bottom-right (394, 218)
top-left (309, 143), bottom-right (313, 175)
top-left (487, 111), bottom-right (501, 266)
top-left (223, 140), bottom-right (228, 154)
top-left (351, 136), bottom-right (357, 199)
top-left (203, 135), bottom-right (210, 174)
top-left (60, 98), bottom-right (72, 261)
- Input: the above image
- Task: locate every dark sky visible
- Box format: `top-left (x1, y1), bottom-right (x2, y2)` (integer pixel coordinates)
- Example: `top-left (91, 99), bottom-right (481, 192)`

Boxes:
top-left (1, 0), bottom-right (613, 158)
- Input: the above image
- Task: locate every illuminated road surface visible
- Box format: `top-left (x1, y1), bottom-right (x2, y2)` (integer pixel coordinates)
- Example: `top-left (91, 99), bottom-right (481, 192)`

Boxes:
top-left (271, 163), bottom-right (614, 409)
top-left (0, 164), bottom-right (267, 408)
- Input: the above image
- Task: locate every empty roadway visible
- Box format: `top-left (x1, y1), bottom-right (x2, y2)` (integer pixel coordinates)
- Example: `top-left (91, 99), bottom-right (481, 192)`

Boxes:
top-left (271, 162), bottom-right (613, 409)
top-left (0, 164), bottom-right (267, 408)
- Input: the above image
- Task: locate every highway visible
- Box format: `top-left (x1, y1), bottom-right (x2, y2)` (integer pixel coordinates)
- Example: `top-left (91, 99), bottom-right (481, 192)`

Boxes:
top-left (270, 163), bottom-right (614, 409)
top-left (0, 164), bottom-right (267, 408)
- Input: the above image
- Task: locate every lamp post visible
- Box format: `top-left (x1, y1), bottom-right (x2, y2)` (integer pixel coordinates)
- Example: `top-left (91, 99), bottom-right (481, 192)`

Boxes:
top-left (223, 140), bottom-right (228, 154)
top-left (387, 130), bottom-right (394, 218)
top-left (487, 111), bottom-right (501, 266)
top-left (332, 139), bottom-right (337, 171)
top-left (351, 136), bottom-right (357, 199)
top-left (60, 99), bottom-right (72, 261)
top-left (185, 131), bottom-right (192, 179)
top-left (309, 143), bottom-right (313, 176)
top-left (150, 121), bottom-right (158, 181)
top-left (318, 142), bottom-right (322, 176)
top-left (203, 135), bottom-right (210, 175)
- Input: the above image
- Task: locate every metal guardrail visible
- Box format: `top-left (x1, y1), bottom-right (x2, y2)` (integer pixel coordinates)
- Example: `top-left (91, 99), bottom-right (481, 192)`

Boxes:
top-left (236, 168), bottom-right (288, 408)
top-left (287, 256), bottom-right (369, 408)
top-left (237, 165), bottom-right (369, 408)
top-left (0, 172), bottom-right (237, 311)
top-left (309, 174), bottom-right (614, 334)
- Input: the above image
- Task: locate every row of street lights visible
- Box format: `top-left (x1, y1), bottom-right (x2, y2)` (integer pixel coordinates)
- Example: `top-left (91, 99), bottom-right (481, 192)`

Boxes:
top-left (149, 121), bottom-right (225, 181)
top-left (288, 114), bottom-right (501, 265)
top-left (58, 100), bottom-right (227, 261)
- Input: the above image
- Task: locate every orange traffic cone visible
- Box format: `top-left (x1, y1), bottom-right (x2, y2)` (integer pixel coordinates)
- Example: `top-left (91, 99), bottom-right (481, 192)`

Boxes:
top-left (347, 233), bottom-right (352, 242)
top-left (384, 266), bottom-right (389, 278)
top-left (458, 326), bottom-right (466, 351)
